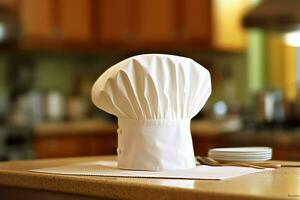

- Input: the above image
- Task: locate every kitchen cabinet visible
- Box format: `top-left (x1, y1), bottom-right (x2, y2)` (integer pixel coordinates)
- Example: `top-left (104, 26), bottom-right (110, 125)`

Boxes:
top-left (20, 0), bottom-right (56, 43)
top-left (36, 135), bottom-right (84, 158)
top-left (98, 0), bottom-right (250, 50)
top-left (181, 0), bottom-right (212, 46)
top-left (34, 120), bottom-right (118, 158)
top-left (35, 134), bottom-right (117, 158)
top-left (19, 0), bottom-right (214, 50)
top-left (97, 0), bottom-right (212, 49)
top-left (97, 0), bottom-right (132, 45)
top-left (20, 0), bottom-right (93, 48)
top-left (97, 0), bottom-right (178, 48)
top-left (134, 0), bottom-right (177, 45)
top-left (18, 0), bottom-right (251, 51)
top-left (59, 0), bottom-right (93, 43)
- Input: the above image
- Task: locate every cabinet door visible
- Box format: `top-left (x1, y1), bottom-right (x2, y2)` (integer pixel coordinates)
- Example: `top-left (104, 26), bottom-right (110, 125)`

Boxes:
top-left (181, 0), bottom-right (212, 46)
top-left (20, 0), bottom-right (56, 41)
top-left (35, 136), bottom-right (83, 158)
top-left (135, 0), bottom-right (177, 44)
top-left (59, 0), bottom-right (93, 42)
top-left (97, 0), bottom-right (132, 44)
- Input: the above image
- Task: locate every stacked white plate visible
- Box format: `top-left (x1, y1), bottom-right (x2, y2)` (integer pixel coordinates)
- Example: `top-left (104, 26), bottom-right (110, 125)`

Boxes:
top-left (208, 147), bottom-right (272, 162)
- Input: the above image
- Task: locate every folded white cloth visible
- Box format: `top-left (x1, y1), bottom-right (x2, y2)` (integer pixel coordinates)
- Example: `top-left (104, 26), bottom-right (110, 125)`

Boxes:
top-left (91, 54), bottom-right (211, 171)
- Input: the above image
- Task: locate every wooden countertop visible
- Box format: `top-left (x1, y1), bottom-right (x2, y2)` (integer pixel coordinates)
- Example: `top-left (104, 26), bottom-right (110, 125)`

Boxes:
top-left (1, 156), bottom-right (300, 200)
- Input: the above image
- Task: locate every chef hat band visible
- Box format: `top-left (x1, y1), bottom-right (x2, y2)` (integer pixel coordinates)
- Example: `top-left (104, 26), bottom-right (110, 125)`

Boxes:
top-left (117, 118), bottom-right (195, 171)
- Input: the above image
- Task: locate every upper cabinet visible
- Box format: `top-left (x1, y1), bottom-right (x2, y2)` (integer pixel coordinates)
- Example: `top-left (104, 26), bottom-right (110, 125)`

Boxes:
top-left (97, 0), bottom-right (212, 49)
top-left (97, 0), bottom-right (132, 45)
top-left (20, 0), bottom-right (93, 48)
top-left (16, 0), bottom-right (251, 51)
top-left (97, 0), bottom-right (179, 48)
top-left (181, 0), bottom-right (212, 46)
top-left (20, 0), bottom-right (56, 43)
top-left (59, 0), bottom-right (93, 43)
top-left (134, 0), bottom-right (177, 44)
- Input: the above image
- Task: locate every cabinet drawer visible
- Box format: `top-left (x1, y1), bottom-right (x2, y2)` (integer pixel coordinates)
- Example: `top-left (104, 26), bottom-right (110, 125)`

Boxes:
top-left (35, 136), bottom-right (83, 158)
top-left (35, 134), bottom-right (118, 158)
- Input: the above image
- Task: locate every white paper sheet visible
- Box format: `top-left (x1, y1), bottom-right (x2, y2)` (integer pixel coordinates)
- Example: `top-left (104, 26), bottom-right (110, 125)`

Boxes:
top-left (30, 160), bottom-right (271, 180)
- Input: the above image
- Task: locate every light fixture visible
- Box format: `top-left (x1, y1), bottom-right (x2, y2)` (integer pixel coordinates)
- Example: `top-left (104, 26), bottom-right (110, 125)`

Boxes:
top-left (284, 29), bottom-right (300, 47)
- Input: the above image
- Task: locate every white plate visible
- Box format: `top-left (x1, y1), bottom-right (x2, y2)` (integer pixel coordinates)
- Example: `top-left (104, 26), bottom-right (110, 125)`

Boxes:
top-left (209, 155), bottom-right (271, 159)
top-left (211, 157), bottom-right (272, 162)
top-left (209, 154), bottom-right (272, 158)
top-left (208, 147), bottom-right (272, 162)
top-left (209, 147), bottom-right (272, 154)
top-left (208, 153), bottom-right (271, 157)
top-left (209, 155), bottom-right (272, 162)
top-left (209, 152), bottom-right (271, 156)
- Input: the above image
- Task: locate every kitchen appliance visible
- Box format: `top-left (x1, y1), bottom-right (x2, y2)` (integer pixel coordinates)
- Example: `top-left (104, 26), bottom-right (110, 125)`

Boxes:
top-left (46, 90), bottom-right (66, 121)
top-left (254, 89), bottom-right (285, 129)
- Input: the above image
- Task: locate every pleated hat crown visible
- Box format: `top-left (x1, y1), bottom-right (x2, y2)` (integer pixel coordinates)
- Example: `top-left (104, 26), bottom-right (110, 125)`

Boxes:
top-left (92, 54), bottom-right (211, 120)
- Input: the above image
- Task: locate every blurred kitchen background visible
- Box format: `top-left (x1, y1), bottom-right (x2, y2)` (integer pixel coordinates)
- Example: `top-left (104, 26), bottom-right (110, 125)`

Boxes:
top-left (0, 0), bottom-right (300, 161)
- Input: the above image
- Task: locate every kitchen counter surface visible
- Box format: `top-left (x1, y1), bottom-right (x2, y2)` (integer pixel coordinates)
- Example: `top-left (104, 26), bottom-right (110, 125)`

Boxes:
top-left (1, 156), bottom-right (300, 200)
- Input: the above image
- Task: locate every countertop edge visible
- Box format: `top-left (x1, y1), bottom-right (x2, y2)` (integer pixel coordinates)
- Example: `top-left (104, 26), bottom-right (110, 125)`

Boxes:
top-left (0, 156), bottom-right (296, 200)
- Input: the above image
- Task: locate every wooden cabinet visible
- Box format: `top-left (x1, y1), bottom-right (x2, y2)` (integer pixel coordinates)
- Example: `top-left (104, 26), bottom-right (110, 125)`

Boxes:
top-left (97, 0), bottom-right (132, 45)
top-left (20, 0), bottom-right (56, 42)
top-left (35, 134), bottom-right (117, 158)
top-left (17, 0), bottom-right (251, 51)
top-left (36, 136), bottom-right (83, 158)
top-left (20, 0), bottom-right (93, 48)
top-left (59, 0), bottom-right (93, 43)
top-left (34, 120), bottom-right (118, 158)
top-left (97, 0), bottom-right (179, 48)
top-left (134, 0), bottom-right (177, 44)
top-left (19, 0), bottom-right (214, 50)
top-left (181, 0), bottom-right (212, 46)
top-left (97, 0), bottom-right (213, 49)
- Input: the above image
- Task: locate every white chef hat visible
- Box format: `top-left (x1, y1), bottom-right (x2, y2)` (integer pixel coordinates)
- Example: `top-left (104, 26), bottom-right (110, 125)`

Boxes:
top-left (91, 54), bottom-right (211, 171)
